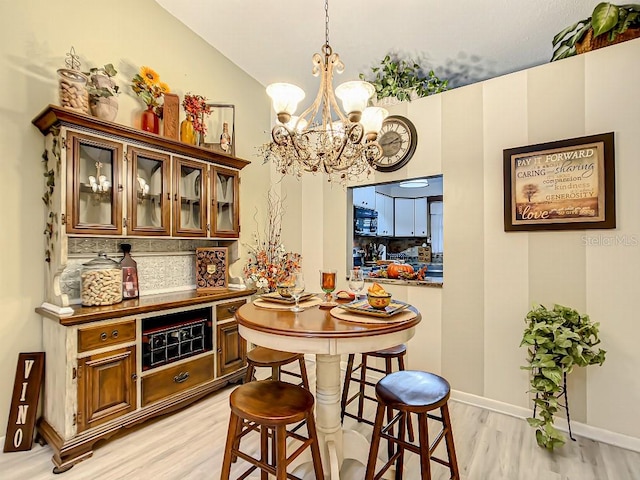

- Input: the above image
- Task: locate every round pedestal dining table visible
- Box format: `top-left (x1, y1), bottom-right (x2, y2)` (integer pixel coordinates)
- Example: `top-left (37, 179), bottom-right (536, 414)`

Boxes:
top-left (235, 299), bottom-right (421, 480)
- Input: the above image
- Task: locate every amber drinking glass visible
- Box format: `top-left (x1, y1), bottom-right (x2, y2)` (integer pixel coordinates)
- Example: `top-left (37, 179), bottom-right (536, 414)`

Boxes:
top-left (320, 269), bottom-right (337, 307)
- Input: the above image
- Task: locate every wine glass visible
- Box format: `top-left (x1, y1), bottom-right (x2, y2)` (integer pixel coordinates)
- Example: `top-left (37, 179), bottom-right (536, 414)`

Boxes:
top-left (290, 272), bottom-right (306, 312)
top-left (348, 268), bottom-right (365, 300)
top-left (320, 269), bottom-right (337, 307)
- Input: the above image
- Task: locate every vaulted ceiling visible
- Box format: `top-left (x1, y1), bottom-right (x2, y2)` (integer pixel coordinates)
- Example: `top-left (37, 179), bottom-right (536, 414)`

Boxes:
top-left (155, 0), bottom-right (592, 95)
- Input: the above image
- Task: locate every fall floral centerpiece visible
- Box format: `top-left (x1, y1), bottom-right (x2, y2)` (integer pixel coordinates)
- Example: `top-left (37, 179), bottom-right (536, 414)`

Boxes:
top-left (182, 93), bottom-right (212, 136)
top-left (130, 66), bottom-right (170, 118)
top-left (243, 191), bottom-right (301, 293)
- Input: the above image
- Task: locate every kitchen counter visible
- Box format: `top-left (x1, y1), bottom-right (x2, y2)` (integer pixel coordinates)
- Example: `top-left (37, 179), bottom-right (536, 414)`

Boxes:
top-left (364, 277), bottom-right (443, 288)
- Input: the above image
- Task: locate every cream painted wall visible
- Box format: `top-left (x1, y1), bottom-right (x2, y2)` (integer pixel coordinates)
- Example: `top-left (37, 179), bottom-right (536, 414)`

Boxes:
top-left (0, 0), bottom-right (271, 435)
top-left (295, 39), bottom-right (640, 441)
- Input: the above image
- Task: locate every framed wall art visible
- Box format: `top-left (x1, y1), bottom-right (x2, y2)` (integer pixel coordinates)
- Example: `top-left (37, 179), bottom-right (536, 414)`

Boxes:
top-left (503, 132), bottom-right (615, 231)
top-left (195, 247), bottom-right (228, 291)
top-left (201, 103), bottom-right (235, 156)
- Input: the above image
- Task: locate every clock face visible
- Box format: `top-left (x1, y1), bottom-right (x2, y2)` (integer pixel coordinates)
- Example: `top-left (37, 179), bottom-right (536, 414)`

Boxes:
top-left (374, 115), bottom-right (418, 172)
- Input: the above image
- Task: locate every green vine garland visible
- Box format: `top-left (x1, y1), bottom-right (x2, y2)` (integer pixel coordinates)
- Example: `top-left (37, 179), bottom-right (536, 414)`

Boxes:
top-left (42, 126), bottom-right (61, 263)
top-left (520, 304), bottom-right (606, 450)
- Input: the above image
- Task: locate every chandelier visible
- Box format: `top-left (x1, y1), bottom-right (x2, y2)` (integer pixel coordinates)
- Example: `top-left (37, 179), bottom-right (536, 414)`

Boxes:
top-left (263, 0), bottom-right (388, 183)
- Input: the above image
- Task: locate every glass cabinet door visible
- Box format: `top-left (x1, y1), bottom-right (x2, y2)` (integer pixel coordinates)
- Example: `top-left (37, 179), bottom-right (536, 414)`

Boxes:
top-left (211, 167), bottom-right (239, 238)
top-left (66, 132), bottom-right (123, 234)
top-left (127, 146), bottom-right (171, 236)
top-left (173, 157), bottom-right (207, 237)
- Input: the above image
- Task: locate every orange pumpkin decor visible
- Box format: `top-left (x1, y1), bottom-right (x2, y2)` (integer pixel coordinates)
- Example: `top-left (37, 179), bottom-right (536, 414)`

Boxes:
top-left (386, 263), bottom-right (414, 279)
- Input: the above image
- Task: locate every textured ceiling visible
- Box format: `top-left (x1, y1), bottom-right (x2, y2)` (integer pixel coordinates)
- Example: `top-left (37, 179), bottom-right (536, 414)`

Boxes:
top-left (155, 0), bottom-right (592, 95)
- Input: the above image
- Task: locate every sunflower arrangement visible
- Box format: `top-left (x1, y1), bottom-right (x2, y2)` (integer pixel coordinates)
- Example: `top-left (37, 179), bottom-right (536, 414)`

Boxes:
top-left (182, 93), bottom-right (212, 135)
top-left (131, 66), bottom-right (170, 117)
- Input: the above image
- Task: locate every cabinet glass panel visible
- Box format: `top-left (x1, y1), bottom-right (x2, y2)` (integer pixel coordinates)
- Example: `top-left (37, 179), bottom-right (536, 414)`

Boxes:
top-left (212, 168), bottom-right (238, 237)
top-left (173, 158), bottom-right (207, 236)
top-left (129, 147), bottom-right (170, 235)
top-left (79, 144), bottom-right (115, 224)
top-left (66, 132), bottom-right (122, 234)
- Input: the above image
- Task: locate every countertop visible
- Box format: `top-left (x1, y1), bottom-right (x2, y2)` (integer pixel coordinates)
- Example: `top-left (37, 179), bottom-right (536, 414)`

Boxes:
top-left (364, 277), bottom-right (443, 288)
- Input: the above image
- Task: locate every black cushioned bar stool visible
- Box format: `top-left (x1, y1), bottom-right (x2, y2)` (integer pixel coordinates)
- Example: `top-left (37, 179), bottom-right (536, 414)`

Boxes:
top-left (220, 380), bottom-right (324, 480)
top-left (365, 370), bottom-right (459, 480)
top-left (245, 346), bottom-right (310, 390)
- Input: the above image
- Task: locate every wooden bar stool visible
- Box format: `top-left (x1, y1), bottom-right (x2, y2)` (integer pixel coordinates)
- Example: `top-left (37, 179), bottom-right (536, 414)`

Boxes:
top-left (220, 380), bottom-right (324, 480)
top-left (245, 346), bottom-right (310, 389)
top-left (340, 344), bottom-right (408, 425)
top-left (365, 370), bottom-right (459, 480)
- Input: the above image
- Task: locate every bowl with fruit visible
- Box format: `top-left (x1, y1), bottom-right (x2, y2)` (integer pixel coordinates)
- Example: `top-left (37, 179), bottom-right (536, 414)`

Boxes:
top-left (367, 282), bottom-right (392, 309)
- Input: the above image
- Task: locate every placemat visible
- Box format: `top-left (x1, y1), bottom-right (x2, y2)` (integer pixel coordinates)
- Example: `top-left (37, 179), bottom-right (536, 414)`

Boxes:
top-left (253, 296), bottom-right (322, 310)
top-left (330, 307), bottom-right (417, 324)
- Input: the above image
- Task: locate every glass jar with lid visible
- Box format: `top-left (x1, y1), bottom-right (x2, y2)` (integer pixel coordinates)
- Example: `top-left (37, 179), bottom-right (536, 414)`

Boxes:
top-left (81, 252), bottom-right (123, 306)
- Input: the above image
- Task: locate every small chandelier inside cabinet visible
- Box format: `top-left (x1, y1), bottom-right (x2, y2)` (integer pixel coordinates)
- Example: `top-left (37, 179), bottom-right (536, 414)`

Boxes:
top-left (87, 161), bottom-right (110, 196)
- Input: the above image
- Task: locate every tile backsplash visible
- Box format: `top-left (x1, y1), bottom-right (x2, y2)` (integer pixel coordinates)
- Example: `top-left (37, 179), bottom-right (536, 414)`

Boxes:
top-left (62, 237), bottom-right (240, 303)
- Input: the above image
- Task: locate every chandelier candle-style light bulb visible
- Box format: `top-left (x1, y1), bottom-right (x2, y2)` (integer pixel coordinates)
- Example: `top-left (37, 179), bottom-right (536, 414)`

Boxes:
top-left (261, 0), bottom-right (387, 183)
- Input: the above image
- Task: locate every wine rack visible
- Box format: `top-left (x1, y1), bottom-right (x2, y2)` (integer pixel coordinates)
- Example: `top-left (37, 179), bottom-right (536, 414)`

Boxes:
top-left (142, 307), bottom-right (213, 371)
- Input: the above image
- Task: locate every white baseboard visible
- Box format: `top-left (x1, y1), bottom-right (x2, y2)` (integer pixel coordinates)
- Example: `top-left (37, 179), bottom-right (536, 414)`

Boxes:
top-left (451, 390), bottom-right (640, 453)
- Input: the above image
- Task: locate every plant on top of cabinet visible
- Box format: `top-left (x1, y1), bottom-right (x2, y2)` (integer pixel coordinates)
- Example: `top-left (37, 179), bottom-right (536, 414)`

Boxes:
top-left (85, 63), bottom-right (120, 121)
top-left (520, 304), bottom-right (606, 450)
top-left (551, 2), bottom-right (640, 61)
top-left (359, 53), bottom-right (448, 104)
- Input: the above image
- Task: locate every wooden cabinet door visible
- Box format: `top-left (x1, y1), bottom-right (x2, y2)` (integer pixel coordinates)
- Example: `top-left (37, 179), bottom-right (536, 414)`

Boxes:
top-left (216, 320), bottom-right (246, 377)
top-left (127, 146), bottom-right (171, 236)
top-left (210, 167), bottom-right (239, 238)
top-left (173, 157), bottom-right (208, 237)
top-left (394, 198), bottom-right (415, 236)
top-left (414, 197), bottom-right (428, 237)
top-left (65, 131), bottom-right (123, 235)
top-left (77, 346), bottom-right (137, 432)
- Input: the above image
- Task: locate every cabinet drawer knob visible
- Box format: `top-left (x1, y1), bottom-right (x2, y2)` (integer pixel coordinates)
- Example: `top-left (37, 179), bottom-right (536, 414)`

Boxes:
top-left (112, 329), bottom-right (119, 339)
top-left (100, 332), bottom-right (108, 341)
top-left (227, 306), bottom-right (238, 314)
top-left (131, 373), bottom-right (138, 381)
top-left (174, 372), bottom-right (190, 383)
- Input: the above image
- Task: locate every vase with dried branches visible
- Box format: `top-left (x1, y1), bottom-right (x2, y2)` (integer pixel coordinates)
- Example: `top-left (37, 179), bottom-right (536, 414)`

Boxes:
top-left (243, 191), bottom-right (301, 293)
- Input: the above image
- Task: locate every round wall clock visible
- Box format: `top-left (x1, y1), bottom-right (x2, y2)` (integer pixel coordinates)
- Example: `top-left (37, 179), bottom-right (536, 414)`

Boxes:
top-left (374, 115), bottom-right (418, 172)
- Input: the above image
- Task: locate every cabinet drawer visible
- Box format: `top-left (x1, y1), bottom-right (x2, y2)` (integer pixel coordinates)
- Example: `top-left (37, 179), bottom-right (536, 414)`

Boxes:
top-left (78, 320), bottom-right (136, 353)
top-left (216, 299), bottom-right (246, 321)
top-left (141, 354), bottom-right (214, 407)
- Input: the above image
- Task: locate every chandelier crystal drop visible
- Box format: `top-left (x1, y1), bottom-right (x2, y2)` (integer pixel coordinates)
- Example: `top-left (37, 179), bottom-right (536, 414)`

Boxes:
top-left (263, 0), bottom-right (388, 183)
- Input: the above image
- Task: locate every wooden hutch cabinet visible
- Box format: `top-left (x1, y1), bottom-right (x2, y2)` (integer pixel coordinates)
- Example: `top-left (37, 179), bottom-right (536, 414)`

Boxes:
top-left (32, 105), bottom-right (252, 473)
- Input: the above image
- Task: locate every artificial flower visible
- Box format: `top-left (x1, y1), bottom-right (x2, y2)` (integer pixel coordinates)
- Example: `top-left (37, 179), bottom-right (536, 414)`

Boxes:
top-left (140, 66), bottom-right (159, 87)
top-left (131, 66), bottom-right (169, 117)
top-left (182, 93), bottom-right (212, 135)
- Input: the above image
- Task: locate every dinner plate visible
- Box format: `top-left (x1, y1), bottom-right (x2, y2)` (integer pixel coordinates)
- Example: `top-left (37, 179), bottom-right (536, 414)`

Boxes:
top-left (253, 296), bottom-right (322, 310)
top-left (338, 299), bottom-right (410, 318)
top-left (259, 292), bottom-right (316, 304)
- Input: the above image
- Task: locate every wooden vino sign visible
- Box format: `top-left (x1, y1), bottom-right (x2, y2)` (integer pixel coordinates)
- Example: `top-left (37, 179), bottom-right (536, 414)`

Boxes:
top-left (4, 352), bottom-right (45, 452)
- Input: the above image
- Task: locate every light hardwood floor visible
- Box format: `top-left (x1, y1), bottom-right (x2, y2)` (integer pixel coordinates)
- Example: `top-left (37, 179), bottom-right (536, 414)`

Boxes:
top-left (1, 361), bottom-right (639, 480)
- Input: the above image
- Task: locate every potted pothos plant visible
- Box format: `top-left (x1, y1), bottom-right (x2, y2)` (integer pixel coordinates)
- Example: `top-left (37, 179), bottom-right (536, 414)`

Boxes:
top-left (359, 54), bottom-right (448, 104)
top-left (520, 304), bottom-right (606, 450)
top-left (552, 2), bottom-right (640, 61)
